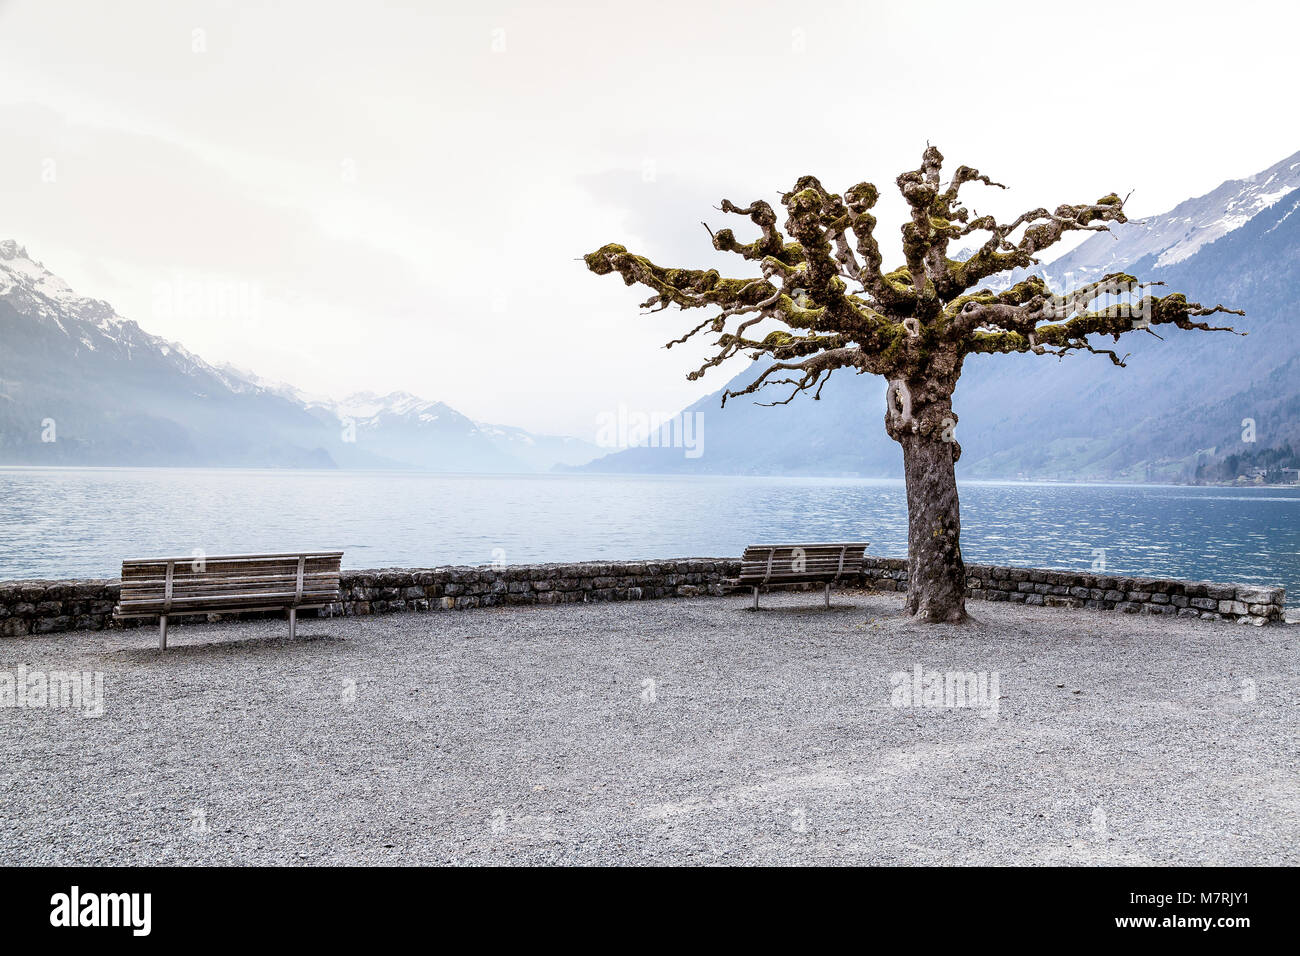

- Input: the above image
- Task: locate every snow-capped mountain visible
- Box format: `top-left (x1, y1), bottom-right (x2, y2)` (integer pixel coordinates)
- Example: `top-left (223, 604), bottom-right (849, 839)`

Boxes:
top-left (0, 240), bottom-right (261, 395)
top-left (0, 243), bottom-right (598, 471)
top-left (0, 241), bottom-right (340, 467)
top-left (312, 390), bottom-right (599, 473)
top-left (1042, 149), bottom-right (1300, 284)
top-left (0, 240), bottom-right (83, 304)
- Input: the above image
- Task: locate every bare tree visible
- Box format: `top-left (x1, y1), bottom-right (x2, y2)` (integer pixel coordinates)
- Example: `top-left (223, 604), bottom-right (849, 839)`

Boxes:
top-left (585, 146), bottom-right (1243, 622)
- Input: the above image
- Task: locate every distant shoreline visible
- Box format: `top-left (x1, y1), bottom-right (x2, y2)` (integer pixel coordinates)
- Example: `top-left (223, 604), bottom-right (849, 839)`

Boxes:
top-left (1, 463), bottom-right (1299, 491)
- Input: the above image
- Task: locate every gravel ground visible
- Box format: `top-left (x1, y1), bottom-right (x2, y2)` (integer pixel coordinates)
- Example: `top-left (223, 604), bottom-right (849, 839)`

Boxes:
top-left (1, 591), bottom-right (1297, 866)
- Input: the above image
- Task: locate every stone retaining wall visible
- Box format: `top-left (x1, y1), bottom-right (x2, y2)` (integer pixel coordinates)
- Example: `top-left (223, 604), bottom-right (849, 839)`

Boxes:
top-left (0, 560), bottom-right (742, 637)
top-left (863, 557), bottom-right (1287, 625)
top-left (328, 560), bottom-right (740, 617)
top-left (0, 556), bottom-right (1288, 637)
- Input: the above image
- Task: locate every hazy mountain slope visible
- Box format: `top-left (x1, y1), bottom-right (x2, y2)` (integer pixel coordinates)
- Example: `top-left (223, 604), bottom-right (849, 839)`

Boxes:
top-left (324, 391), bottom-right (530, 473)
top-left (955, 186), bottom-right (1300, 479)
top-left (568, 367), bottom-right (895, 476)
top-left (472, 421), bottom-right (604, 471)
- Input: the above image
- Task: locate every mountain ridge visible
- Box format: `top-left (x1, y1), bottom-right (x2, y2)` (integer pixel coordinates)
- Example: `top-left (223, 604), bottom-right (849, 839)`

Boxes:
top-left (0, 246), bottom-right (599, 471)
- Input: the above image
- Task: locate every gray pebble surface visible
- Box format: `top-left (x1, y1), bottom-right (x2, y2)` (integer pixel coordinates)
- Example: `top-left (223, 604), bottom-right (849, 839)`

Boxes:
top-left (1, 591), bottom-right (1296, 866)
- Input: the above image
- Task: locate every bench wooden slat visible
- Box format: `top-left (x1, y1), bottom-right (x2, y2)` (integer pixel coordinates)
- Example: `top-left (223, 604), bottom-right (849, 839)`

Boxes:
top-left (114, 602), bottom-right (331, 620)
top-left (122, 562), bottom-right (341, 580)
top-left (120, 573), bottom-right (341, 593)
top-left (121, 551), bottom-right (343, 566)
top-left (121, 587), bottom-right (342, 602)
top-left (119, 585), bottom-right (340, 601)
top-left (121, 580), bottom-right (340, 597)
top-left (744, 542), bottom-right (869, 550)
top-left (122, 567), bottom-right (342, 581)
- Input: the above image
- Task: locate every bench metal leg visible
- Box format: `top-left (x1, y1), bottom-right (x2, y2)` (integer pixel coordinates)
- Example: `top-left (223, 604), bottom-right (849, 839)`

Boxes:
top-left (752, 586), bottom-right (760, 610)
top-left (289, 608), bottom-right (297, 640)
top-left (159, 614), bottom-right (168, 651)
top-left (825, 582), bottom-right (831, 608)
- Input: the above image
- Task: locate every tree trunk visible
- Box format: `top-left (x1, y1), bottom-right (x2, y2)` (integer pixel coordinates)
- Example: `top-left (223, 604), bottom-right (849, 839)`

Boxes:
top-left (899, 429), bottom-right (968, 623)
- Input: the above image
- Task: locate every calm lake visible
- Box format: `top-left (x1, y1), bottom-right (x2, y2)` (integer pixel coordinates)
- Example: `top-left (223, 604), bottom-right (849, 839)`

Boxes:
top-left (1, 468), bottom-right (1296, 606)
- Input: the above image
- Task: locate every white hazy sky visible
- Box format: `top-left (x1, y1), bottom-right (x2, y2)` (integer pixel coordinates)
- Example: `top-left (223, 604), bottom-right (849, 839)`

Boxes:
top-left (1, 0), bottom-right (1295, 435)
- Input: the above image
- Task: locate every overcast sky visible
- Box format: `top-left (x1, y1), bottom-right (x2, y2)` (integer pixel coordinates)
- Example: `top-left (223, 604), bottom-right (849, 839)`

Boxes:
top-left (1, 0), bottom-right (1295, 435)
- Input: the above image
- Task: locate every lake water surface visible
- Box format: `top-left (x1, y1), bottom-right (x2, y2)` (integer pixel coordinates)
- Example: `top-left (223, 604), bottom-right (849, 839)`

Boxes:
top-left (1, 468), bottom-right (1296, 606)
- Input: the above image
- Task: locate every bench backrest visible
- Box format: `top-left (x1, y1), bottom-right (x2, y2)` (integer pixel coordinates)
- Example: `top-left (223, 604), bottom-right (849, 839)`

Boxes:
top-left (740, 542), bottom-right (868, 584)
top-left (117, 551), bottom-right (343, 616)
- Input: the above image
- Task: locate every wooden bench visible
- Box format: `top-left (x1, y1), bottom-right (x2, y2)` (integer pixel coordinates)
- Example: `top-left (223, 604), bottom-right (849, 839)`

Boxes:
top-left (113, 551), bottom-right (343, 649)
top-left (739, 542), bottom-right (868, 609)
